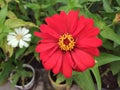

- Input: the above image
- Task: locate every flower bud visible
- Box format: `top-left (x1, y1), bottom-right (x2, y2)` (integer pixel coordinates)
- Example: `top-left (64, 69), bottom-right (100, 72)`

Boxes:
top-left (113, 13), bottom-right (120, 24)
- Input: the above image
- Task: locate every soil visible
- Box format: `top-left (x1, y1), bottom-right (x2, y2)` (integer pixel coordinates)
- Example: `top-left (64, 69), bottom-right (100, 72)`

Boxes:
top-left (99, 64), bottom-right (118, 90)
top-left (16, 67), bottom-right (33, 86)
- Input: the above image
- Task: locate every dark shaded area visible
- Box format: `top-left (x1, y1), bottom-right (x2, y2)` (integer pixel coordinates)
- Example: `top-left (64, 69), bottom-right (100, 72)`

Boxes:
top-left (99, 64), bottom-right (118, 90)
top-left (17, 67), bottom-right (32, 86)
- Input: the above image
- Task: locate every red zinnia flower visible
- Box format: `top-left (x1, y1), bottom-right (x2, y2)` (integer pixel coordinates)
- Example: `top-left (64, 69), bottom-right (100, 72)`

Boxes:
top-left (35, 10), bottom-right (102, 78)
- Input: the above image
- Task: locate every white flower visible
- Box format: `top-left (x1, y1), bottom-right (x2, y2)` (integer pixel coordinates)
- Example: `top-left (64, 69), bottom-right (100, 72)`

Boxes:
top-left (7, 27), bottom-right (32, 48)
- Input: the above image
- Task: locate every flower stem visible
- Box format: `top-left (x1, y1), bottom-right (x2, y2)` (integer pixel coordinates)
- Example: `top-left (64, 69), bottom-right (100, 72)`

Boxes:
top-left (88, 2), bottom-right (94, 9)
top-left (107, 23), bottom-right (114, 27)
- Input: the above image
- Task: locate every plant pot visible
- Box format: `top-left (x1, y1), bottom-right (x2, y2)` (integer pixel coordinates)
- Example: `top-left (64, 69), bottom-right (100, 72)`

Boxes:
top-left (48, 71), bottom-right (68, 90)
top-left (10, 64), bottom-right (35, 90)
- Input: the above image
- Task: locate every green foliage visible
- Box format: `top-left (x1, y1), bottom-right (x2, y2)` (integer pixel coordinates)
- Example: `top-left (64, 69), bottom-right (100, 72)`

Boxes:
top-left (96, 53), bottom-right (120, 66)
top-left (15, 47), bottom-right (26, 59)
top-left (5, 18), bottom-right (36, 28)
top-left (110, 61), bottom-right (120, 75)
top-left (0, 39), bottom-right (13, 57)
top-left (0, 5), bottom-right (7, 24)
top-left (0, 60), bottom-right (14, 85)
top-left (102, 0), bottom-right (113, 12)
top-left (1, 0), bottom-right (120, 90)
top-left (10, 64), bottom-right (33, 86)
top-left (73, 70), bottom-right (95, 90)
top-left (91, 65), bottom-right (101, 90)
top-left (56, 73), bottom-right (66, 84)
top-left (101, 27), bottom-right (120, 45)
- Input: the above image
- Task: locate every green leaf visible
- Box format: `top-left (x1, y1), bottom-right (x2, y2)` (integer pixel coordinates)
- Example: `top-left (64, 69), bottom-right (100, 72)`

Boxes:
top-left (0, 0), bottom-right (5, 7)
top-left (89, 0), bottom-right (101, 1)
top-left (56, 73), bottom-right (66, 84)
top-left (0, 60), bottom-right (15, 85)
top-left (58, 6), bottom-right (70, 12)
top-left (68, 0), bottom-right (82, 9)
top-left (0, 39), bottom-right (14, 57)
top-left (41, 4), bottom-right (52, 9)
top-left (66, 78), bottom-right (73, 87)
top-left (26, 3), bottom-right (40, 10)
top-left (78, 0), bottom-right (100, 4)
top-left (73, 70), bottom-right (95, 90)
top-left (56, 0), bottom-right (67, 3)
top-left (95, 53), bottom-right (120, 66)
top-left (91, 65), bottom-right (101, 90)
top-left (24, 45), bottom-right (35, 56)
top-left (116, 0), bottom-right (120, 6)
top-left (10, 73), bottom-right (19, 86)
top-left (100, 27), bottom-right (120, 45)
top-left (0, 5), bottom-right (7, 24)
top-left (110, 61), bottom-right (120, 75)
top-left (102, 40), bottom-right (114, 51)
top-left (5, 18), bottom-right (37, 28)
top-left (0, 32), bottom-right (7, 40)
top-left (102, 0), bottom-right (113, 12)
top-left (7, 11), bottom-right (17, 19)
top-left (10, 67), bottom-right (32, 86)
top-left (15, 48), bottom-right (26, 59)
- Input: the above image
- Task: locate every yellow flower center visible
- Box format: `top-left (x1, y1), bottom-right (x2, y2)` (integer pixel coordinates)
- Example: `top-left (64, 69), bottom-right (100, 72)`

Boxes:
top-left (58, 33), bottom-right (75, 51)
top-left (16, 34), bottom-right (23, 40)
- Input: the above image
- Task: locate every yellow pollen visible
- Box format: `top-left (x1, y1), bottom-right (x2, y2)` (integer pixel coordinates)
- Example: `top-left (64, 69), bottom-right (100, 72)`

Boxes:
top-left (16, 34), bottom-right (23, 40)
top-left (58, 33), bottom-right (75, 51)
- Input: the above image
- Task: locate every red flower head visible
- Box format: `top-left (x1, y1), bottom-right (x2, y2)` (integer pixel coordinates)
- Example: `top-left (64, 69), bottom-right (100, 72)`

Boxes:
top-left (35, 10), bottom-right (102, 78)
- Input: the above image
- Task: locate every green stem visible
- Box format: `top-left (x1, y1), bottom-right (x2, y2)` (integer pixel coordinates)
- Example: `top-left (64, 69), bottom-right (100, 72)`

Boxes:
top-left (107, 23), bottom-right (114, 27)
top-left (21, 77), bottom-right (25, 88)
top-left (101, 68), bottom-right (110, 77)
top-left (28, 56), bottom-right (34, 64)
top-left (88, 2), bottom-right (94, 9)
top-left (4, 53), bottom-right (9, 61)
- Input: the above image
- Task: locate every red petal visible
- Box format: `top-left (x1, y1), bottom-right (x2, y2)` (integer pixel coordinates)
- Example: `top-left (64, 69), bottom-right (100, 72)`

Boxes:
top-left (59, 11), bottom-right (68, 33)
top-left (40, 39), bottom-right (57, 43)
top-left (72, 50), bottom-right (88, 71)
top-left (77, 38), bottom-right (102, 48)
top-left (67, 10), bottom-right (79, 34)
top-left (43, 50), bottom-right (62, 70)
top-left (85, 27), bottom-right (100, 38)
top-left (77, 27), bottom-right (100, 39)
top-left (52, 54), bottom-right (62, 74)
top-left (62, 53), bottom-right (72, 78)
top-left (79, 47), bottom-right (100, 56)
top-left (77, 49), bottom-right (95, 67)
top-left (34, 32), bottom-right (42, 38)
top-left (45, 11), bottom-right (67, 34)
top-left (66, 52), bottom-right (74, 67)
top-left (40, 46), bottom-right (59, 63)
top-left (35, 43), bottom-right (57, 52)
top-left (73, 64), bottom-right (87, 72)
top-left (34, 32), bottom-right (57, 39)
top-left (74, 17), bottom-right (95, 38)
top-left (73, 16), bottom-right (86, 37)
top-left (72, 49), bottom-right (95, 71)
top-left (40, 24), bottom-right (59, 38)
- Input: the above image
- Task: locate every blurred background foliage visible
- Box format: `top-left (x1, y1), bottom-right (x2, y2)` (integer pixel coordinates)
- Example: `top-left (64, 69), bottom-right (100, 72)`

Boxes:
top-left (0, 0), bottom-right (120, 90)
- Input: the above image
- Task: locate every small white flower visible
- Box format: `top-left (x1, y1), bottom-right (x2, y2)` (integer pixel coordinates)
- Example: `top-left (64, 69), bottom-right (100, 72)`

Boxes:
top-left (7, 27), bottom-right (32, 48)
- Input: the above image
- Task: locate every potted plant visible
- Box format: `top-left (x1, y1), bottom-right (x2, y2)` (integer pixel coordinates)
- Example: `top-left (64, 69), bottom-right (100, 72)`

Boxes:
top-left (9, 63), bottom-right (35, 90)
top-left (48, 71), bottom-right (71, 90)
